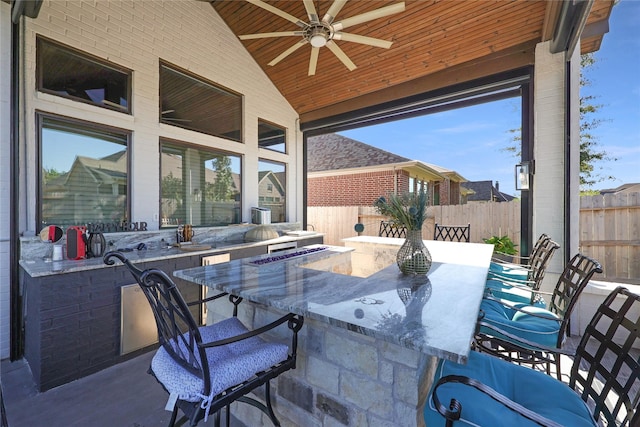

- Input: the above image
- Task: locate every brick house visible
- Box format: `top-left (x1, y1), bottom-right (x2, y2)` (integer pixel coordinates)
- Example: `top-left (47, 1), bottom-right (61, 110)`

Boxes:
top-left (307, 133), bottom-right (470, 207)
top-left (461, 180), bottom-right (516, 202)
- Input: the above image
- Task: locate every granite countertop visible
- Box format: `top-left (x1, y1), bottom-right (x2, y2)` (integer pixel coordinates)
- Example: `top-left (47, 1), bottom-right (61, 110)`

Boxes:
top-left (19, 234), bottom-right (319, 277)
top-left (174, 240), bottom-right (493, 363)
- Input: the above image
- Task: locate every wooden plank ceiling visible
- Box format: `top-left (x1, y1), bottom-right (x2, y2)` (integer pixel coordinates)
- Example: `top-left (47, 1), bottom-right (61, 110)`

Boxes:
top-left (211, 0), bottom-right (614, 123)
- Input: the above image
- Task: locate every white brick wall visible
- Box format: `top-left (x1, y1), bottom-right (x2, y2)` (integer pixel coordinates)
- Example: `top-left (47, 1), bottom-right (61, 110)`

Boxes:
top-left (3, 0), bottom-right (301, 362)
top-left (533, 41), bottom-right (567, 290)
top-left (1, 1), bottom-right (11, 360)
top-left (21, 0), bottom-right (300, 232)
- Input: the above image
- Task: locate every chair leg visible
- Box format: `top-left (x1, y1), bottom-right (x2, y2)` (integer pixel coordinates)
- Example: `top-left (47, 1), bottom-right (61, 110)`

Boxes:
top-left (168, 405), bottom-right (179, 427)
top-left (555, 356), bottom-right (562, 381)
top-left (264, 381), bottom-right (281, 427)
top-left (226, 404), bottom-right (231, 427)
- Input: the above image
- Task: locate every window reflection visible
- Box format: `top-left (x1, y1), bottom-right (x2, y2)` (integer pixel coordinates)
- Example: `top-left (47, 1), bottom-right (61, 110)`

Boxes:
top-left (258, 159), bottom-right (286, 223)
top-left (37, 37), bottom-right (131, 113)
top-left (160, 63), bottom-right (242, 142)
top-left (40, 116), bottom-right (129, 229)
top-left (258, 120), bottom-right (286, 153)
top-left (161, 141), bottom-right (241, 227)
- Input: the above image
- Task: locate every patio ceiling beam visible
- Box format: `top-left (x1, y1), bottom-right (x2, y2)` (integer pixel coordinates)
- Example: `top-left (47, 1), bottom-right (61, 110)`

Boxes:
top-left (299, 40), bottom-right (537, 125)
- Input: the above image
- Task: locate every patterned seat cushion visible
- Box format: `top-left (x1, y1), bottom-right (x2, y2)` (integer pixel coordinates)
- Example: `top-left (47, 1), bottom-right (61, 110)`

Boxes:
top-left (151, 317), bottom-right (289, 403)
top-left (424, 351), bottom-right (596, 426)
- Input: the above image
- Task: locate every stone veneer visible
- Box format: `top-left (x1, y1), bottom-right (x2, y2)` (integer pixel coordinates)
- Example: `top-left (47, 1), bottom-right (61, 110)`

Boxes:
top-left (206, 298), bottom-right (436, 427)
top-left (203, 238), bottom-right (438, 427)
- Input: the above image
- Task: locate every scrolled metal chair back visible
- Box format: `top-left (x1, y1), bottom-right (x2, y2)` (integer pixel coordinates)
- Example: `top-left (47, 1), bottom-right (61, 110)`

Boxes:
top-left (548, 253), bottom-right (602, 346)
top-left (570, 286), bottom-right (640, 426)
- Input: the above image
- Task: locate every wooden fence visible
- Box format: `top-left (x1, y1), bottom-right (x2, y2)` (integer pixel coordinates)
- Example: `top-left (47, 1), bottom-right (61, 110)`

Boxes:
top-left (308, 200), bottom-right (521, 247)
top-left (579, 192), bottom-right (640, 284)
top-left (308, 192), bottom-right (640, 284)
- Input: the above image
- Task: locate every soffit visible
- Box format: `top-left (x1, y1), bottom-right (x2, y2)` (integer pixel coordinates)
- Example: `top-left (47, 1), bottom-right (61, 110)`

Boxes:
top-left (211, 0), bottom-right (614, 124)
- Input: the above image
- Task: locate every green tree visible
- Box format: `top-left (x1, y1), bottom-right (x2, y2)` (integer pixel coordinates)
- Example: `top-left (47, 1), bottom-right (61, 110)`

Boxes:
top-left (579, 53), bottom-right (616, 188)
top-left (210, 155), bottom-right (234, 201)
top-left (43, 167), bottom-right (63, 184)
top-left (503, 54), bottom-right (616, 190)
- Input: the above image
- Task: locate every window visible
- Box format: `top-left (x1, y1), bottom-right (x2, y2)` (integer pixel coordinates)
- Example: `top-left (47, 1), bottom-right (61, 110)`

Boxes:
top-left (160, 63), bottom-right (243, 142)
top-left (258, 120), bottom-right (286, 153)
top-left (39, 115), bottom-right (129, 229)
top-left (258, 160), bottom-right (286, 223)
top-left (161, 141), bottom-right (241, 227)
top-left (37, 37), bottom-right (131, 113)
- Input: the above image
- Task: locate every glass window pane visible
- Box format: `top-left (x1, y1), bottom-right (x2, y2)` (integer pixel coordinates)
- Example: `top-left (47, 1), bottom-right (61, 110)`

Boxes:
top-left (37, 37), bottom-right (131, 113)
top-left (160, 64), bottom-right (242, 142)
top-left (258, 120), bottom-right (286, 153)
top-left (40, 116), bottom-right (129, 229)
top-left (161, 141), bottom-right (241, 227)
top-left (258, 160), bottom-right (286, 223)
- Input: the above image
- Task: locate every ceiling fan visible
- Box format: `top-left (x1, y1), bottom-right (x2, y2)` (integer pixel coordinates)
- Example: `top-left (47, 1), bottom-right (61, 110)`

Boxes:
top-left (239, 0), bottom-right (405, 76)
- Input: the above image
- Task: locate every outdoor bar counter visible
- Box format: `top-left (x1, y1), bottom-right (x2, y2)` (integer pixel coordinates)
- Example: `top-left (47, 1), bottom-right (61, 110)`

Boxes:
top-left (174, 237), bottom-right (493, 426)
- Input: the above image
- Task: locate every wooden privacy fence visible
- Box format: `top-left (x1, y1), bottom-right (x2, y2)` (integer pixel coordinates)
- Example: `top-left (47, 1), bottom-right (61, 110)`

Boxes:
top-left (579, 192), bottom-right (640, 284)
top-left (308, 194), bottom-right (640, 284)
top-left (308, 200), bottom-right (521, 248)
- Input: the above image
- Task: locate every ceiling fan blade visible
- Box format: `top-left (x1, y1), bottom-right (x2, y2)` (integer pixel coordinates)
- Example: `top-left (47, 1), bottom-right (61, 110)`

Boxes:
top-left (303, 0), bottom-right (319, 23)
top-left (322, 0), bottom-right (348, 24)
top-left (239, 31), bottom-right (302, 40)
top-left (332, 2), bottom-right (405, 31)
top-left (326, 40), bottom-right (356, 71)
top-left (333, 32), bottom-right (393, 49)
top-left (268, 40), bottom-right (307, 66)
top-left (308, 46), bottom-right (320, 76)
top-left (245, 0), bottom-right (306, 27)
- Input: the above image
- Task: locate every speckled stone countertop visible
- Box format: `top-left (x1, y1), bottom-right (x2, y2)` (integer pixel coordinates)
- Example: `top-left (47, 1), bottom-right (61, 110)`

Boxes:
top-left (19, 233), bottom-right (320, 278)
top-left (174, 239), bottom-right (493, 364)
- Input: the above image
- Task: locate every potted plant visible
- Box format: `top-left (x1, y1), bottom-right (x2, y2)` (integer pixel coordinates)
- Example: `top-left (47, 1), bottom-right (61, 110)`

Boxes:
top-left (374, 190), bottom-right (432, 275)
top-left (483, 235), bottom-right (518, 262)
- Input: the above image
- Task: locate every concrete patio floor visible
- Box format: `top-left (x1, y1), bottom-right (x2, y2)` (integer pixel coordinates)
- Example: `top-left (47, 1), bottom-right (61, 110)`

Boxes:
top-left (0, 349), bottom-right (247, 427)
top-left (1, 336), bottom-right (611, 427)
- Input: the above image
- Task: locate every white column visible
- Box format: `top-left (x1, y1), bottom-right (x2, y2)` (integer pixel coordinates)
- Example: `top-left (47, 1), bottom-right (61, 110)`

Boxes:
top-left (0, 1), bottom-right (11, 360)
top-left (533, 41), bottom-right (574, 288)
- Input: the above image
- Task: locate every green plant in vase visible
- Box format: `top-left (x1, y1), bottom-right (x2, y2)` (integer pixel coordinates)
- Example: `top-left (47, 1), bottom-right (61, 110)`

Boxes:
top-left (374, 190), bottom-right (432, 275)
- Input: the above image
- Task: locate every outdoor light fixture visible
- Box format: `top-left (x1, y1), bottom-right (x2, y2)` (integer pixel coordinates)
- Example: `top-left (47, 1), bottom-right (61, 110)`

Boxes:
top-left (515, 161), bottom-right (532, 191)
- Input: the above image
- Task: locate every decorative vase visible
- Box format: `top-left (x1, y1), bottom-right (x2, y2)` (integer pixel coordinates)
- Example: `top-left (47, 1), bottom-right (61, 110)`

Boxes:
top-left (396, 229), bottom-right (432, 275)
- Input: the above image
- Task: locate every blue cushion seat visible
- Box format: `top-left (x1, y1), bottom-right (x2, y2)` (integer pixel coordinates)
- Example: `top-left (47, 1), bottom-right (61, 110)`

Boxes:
top-left (488, 261), bottom-right (529, 282)
top-left (151, 317), bottom-right (289, 404)
top-left (485, 279), bottom-right (546, 306)
top-left (424, 351), bottom-right (596, 426)
top-left (478, 298), bottom-right (560, 348)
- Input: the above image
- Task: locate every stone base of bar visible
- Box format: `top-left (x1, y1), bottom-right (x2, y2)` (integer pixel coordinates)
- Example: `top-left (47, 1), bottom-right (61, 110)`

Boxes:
top-left (206, 297), bottom-right (436, 426)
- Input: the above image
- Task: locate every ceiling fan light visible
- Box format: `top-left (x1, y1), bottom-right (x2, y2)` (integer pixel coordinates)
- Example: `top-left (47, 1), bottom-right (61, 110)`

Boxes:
top-left (310, 33), bottom-right (327, 48)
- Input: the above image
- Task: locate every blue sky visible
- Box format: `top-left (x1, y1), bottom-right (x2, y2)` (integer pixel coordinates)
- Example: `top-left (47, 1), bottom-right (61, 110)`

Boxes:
top-left (341, 0), bottom-right (640, 197)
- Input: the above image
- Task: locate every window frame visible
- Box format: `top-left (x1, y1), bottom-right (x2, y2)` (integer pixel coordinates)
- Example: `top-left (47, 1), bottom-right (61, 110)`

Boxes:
top-left (159, 138), bottom-right (243, 228)
top-left (258, 158), bottom-right (287, 223)
top-left (258, 119), bottom-right (287, 154)
top-left (159, 61), bottom-right (244, 143)
top-left (36, 35), bottom-right (132, 114)
top-left (36, 112), bottom-right (132, 231)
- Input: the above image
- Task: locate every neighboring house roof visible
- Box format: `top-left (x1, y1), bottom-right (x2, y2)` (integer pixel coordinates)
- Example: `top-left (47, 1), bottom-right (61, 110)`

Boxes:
top-left (422, 162), bottom-right (467, 183)
top-left (599, 183), bottom-right (640, 194)
top-left (308, 133), bottom-right (409, 172)
top-left (461, 180), bottom-right (515, 202)
top-left (307, 133), bottom-right (464, 182)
